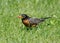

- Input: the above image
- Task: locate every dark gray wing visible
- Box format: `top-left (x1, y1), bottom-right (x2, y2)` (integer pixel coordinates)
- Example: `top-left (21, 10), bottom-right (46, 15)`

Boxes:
top-left (29, 18), bottom-right (41, 24)
top-left (29, 17), bottom-right (51, 24)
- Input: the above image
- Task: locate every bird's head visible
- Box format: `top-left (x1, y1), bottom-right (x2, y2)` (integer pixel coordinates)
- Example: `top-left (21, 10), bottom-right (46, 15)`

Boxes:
top-left (18, 14), bottom-right (29, 19)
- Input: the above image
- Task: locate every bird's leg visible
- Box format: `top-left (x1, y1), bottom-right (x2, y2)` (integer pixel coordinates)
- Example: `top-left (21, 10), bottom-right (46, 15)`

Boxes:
top-left (26, 27), bottom-right (32, 30)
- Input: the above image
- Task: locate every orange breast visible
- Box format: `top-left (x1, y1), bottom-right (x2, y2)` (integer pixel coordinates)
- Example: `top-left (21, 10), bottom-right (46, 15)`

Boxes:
top-left (23, 19), bottom-right (30, 26)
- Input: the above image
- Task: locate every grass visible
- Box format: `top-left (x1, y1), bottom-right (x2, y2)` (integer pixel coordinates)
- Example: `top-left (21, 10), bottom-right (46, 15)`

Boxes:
top-left (0, 0), bottom-right (60, 43)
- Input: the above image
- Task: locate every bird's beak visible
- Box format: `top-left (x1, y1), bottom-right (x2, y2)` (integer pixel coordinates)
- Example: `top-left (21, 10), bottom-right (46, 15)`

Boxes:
top-left (18, 16), bottom-right (23, 18)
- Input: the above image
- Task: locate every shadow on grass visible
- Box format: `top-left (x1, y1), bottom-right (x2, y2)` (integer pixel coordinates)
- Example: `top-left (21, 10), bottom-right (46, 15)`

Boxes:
top-left (20, 26), bottom-right (41, 31)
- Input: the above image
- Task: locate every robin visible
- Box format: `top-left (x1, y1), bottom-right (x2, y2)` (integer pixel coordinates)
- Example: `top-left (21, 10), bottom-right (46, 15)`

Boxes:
top-left (18, 14), bottom-right (51, 27)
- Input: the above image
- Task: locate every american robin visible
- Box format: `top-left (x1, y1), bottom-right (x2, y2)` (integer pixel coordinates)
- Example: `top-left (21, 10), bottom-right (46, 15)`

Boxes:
top-left (18, 14), bottom-right (51, 27)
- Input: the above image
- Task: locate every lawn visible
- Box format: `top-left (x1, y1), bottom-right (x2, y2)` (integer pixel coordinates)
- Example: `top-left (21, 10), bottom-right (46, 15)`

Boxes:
top-left (0, 0), bottom-right (60, 43)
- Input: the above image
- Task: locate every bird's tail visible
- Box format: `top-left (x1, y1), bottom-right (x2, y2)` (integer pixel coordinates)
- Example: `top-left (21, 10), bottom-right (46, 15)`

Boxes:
top-left (42, 17), bottom-right (51, 19)
top-left (40, 17), bottom-right (51, 22)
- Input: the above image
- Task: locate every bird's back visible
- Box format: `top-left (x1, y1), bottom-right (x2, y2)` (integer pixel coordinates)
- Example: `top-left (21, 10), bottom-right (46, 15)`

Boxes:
top-left (29, 17), bottom-right (51, 24)
top-left (29, 18), bottom-right (41, 24)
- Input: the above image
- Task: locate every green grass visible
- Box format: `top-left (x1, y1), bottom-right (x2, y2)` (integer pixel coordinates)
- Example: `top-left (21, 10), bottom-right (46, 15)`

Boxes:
top-left (0, 0), bottom-right (60, 43)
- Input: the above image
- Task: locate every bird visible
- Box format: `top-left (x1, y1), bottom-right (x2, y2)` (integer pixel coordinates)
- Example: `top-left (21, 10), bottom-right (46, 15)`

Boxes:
top-left (18, 14), bottom-right (51, 27)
